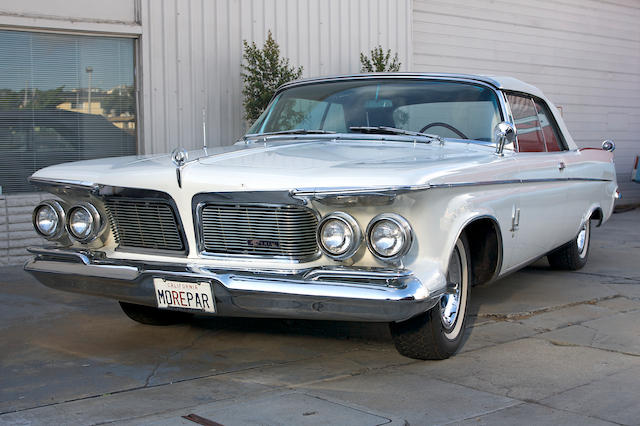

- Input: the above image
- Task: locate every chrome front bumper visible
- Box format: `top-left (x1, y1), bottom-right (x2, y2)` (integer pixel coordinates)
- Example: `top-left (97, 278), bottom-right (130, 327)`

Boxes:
top-left (24, 247), bottom-right (441, 322)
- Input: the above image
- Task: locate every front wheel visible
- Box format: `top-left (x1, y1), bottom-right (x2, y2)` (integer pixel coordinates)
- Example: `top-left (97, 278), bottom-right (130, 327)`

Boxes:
top-left (119, 301), bottom-right (193, 325)
top-left (547, 219), bottom-right (591, 270)
top-left (389, 235), bottom-right (471, 360)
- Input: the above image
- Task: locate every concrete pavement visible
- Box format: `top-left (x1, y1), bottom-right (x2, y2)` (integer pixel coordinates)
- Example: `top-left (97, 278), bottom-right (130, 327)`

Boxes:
top-left (1, 209), bottom-right (639, 425)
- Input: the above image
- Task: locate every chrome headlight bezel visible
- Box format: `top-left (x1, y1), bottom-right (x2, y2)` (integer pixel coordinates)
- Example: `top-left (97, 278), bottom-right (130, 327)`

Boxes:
top-left (32, 200), bottom-right (66, 240)
top-left (366, 213), bottom-right (413, 261)
top-left (66, 203), bottom-right (102, 242)
top-left (317, 212), bottom-right (362, 260)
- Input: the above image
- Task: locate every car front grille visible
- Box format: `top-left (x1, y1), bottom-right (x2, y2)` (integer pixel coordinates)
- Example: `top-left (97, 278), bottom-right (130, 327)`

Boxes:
top-left (199, 203), bottom-right (318, 259)
top-left (105, 198), bottom-right (185, 252)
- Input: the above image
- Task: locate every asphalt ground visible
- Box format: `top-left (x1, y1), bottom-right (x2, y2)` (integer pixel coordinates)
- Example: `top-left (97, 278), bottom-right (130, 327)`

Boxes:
top-left (1, 209), bottom-right (639, 425)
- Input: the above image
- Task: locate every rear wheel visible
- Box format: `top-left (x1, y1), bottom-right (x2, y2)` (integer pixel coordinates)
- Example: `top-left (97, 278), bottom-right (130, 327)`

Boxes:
top-left (119, 301), bottom-right (192, 325)
top-left (547, 219), bottom-right (591, 270)
top-left (389, 235), bottom-right (471, 360)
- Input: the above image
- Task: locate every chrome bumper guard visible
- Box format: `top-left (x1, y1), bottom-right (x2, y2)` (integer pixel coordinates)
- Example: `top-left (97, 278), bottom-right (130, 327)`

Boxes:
top-left (24, 247), bottom-right (440, 322)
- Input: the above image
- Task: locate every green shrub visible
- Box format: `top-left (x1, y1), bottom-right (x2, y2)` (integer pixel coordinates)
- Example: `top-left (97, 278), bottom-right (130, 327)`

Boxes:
top-left (360, 45), bottom-right (401, 72)
top-left (241, 31), bottom-right (303, 123)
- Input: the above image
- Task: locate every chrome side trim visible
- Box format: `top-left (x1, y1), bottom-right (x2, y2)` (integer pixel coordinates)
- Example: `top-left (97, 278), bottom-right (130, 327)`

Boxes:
top-left (29, 176), bottom-right (99, 191)
top-left (27, 246), bottom-right (94, 265)
top-left (430, 177), bottom-right (612, 189)
top-left (302, 266), bottom-right (413, 282)
top-left (292, 177), bottom-right (611, 199)
top-left (292, 183), bottom-right (431, 198)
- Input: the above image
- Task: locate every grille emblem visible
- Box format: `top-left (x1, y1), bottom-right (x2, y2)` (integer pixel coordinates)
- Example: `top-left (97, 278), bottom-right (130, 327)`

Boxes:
top-left (247, 239), bottom-right (280, 249)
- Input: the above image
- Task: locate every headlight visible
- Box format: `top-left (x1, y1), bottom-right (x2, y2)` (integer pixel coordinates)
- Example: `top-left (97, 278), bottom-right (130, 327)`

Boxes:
top-left (32, 200), bottom-right (65, 239)
top-left (317, 212), bottom-right (362, 259)
top-left (66, 203), bottom-right (102, 242)
top-left (366, 213), bottom-right (413, 260)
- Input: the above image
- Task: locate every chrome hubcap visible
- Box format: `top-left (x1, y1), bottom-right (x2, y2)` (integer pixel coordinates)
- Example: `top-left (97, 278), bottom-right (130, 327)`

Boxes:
top-left (577, 221), bottom-right (589, 258)
top-left (441, 247), bottom-right (462, 329)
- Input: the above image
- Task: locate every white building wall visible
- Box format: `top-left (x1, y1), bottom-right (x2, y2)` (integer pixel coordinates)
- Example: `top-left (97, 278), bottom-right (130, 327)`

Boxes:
top-left (139, 0), bottom-right (413, 154)
top-left (411, 0), bottom-right (640, 202)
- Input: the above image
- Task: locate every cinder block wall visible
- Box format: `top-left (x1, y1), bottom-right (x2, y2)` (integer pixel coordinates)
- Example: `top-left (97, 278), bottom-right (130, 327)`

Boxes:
top-left (1, 194), bottom-right (47, 265)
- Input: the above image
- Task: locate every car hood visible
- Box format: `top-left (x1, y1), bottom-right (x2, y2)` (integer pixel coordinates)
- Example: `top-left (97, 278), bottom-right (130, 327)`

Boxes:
top-left (32, 138), bottom-right (515, 194)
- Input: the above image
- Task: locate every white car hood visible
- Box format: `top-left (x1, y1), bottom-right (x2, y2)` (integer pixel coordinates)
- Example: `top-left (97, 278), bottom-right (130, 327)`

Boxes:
top-left (32, 138), bottom-right (512, 194)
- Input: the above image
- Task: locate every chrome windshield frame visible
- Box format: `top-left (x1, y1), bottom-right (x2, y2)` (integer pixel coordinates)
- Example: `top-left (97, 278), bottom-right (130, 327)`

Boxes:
top-left (246, 74), bottom-right (512, 151)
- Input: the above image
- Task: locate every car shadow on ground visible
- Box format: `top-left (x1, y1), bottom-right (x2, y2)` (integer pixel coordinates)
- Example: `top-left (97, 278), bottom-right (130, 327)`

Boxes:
top-left (188, 315), bottom-right (394, 344)
top-left (178, 261), bottom-right (555, 354)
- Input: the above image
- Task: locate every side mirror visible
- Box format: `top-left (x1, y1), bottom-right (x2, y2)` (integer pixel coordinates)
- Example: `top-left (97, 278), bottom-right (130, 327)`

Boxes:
top-left (495, 122), bottom-right (516, 155)
top-left (602, 140), bottom-right (615, 152)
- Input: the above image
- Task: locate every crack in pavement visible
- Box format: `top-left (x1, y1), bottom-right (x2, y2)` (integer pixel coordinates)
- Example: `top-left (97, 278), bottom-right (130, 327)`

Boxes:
top-left (0, 346), bottom-right (376, 416)
top-left (143, 329), bottom-right (210, 387)
top-left (541, 337), bottom-right (640, 358)
top-left (477, 294), bottom-right (622, 321)
top-left (573, 271), bottom-right (640, 283)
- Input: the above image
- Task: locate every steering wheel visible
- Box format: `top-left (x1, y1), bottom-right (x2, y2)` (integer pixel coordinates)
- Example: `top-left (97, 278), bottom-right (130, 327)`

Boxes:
top-left (419, 122), bottom-right (468, 139)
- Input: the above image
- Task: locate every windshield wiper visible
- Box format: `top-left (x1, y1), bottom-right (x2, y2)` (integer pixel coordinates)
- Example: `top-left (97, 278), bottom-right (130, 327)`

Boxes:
top-left (245, 129), bottom-right (336, 139)
top-left (349, 126), bottom-right (443, 143)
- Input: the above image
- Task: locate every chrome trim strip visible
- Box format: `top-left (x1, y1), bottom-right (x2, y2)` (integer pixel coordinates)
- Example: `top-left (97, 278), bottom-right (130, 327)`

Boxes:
top-left (292, 177), bottom-right (612, 198)
top-left (302, 266), bottom-right (413, 282)
top-left (27, 247), bottom-right (93, 265)
top-left (29, 176), bottom-right (99, 190)
top-left (430, 177), bottom-right (612, 189)
top-left (292, 184), bottom-right (431, 197)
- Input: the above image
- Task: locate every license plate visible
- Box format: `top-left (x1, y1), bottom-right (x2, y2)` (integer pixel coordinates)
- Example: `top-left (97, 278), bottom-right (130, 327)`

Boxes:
top-left (153, 278), bottom-right (215, 313)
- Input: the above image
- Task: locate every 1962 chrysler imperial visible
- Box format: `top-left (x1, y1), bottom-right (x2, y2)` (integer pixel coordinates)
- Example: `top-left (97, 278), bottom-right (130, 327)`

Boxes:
top-left (25, 73), bottom-right (618, 359)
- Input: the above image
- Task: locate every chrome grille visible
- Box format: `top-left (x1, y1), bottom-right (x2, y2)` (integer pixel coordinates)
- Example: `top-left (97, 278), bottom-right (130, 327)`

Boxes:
top-left (200, 204), bottom-right (318, 259)
top-left (105, 198), bottom-right (185, 252)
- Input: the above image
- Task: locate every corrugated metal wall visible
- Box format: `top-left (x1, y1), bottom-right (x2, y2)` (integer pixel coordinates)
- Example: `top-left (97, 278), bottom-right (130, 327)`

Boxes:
top-left (139, 0), bottom-right (412, 154)
top-left (412, 0), bottom-right (640, 202)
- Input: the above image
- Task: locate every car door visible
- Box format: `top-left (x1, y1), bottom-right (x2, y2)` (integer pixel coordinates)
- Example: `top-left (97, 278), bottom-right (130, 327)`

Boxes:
top-left (506, 93), bottom-right (574, 266)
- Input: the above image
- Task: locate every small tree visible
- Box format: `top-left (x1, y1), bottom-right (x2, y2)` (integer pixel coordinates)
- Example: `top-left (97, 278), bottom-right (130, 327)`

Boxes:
top-left (241, 31), bottom-right (303, 123)
top-left (360, 45), bottom-right (401, 72)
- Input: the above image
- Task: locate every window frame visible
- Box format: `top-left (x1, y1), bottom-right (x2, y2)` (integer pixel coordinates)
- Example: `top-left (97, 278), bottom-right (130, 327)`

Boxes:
top-left (505, 91), bottom-right (568, 153)
top-left (0, 28), bottom-right (141, 194)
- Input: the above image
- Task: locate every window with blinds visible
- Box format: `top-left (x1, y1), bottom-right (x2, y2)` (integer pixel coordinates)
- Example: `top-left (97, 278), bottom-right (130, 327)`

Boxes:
top-left (0, 30), bottom-right (137, 194)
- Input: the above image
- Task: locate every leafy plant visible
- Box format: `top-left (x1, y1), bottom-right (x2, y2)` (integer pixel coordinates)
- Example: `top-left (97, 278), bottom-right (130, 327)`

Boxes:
top-left (360, 45), bottom-right (401, 72)
top-left (241, 31), bottom-right (303, 123)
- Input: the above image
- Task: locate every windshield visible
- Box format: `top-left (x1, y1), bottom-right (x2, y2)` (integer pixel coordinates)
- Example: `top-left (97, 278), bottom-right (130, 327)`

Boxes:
top-left (247, 79), bottom-right (502, 142)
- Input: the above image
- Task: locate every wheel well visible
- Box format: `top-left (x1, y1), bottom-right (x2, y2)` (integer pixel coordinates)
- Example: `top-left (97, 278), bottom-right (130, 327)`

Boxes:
top-left (590, 207), bottom-right (603, 226)
top-left (461, 218), bottom-right (502, 286)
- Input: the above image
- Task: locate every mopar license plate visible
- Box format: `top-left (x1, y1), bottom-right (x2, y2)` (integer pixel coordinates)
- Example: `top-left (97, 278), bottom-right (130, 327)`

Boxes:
top-left (153, 278), bottom-right (215, 313)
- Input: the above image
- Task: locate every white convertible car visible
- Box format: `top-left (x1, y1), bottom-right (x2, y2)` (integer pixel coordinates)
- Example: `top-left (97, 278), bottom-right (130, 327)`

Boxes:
top-left (25, 74), bottom-right (618, 359)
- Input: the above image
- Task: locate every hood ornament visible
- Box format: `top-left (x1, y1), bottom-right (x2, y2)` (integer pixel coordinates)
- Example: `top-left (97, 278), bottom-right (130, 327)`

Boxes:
top-left (171, 148), bottom-right (189, 187)
top-left (171, 147), bottom-right (188, 167)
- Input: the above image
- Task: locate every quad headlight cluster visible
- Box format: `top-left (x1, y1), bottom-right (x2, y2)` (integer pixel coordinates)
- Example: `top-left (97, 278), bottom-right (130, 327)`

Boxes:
top-left (33, 200), bottom-right (103, 243)
top-left (317, 212), bottom-right (413, 261)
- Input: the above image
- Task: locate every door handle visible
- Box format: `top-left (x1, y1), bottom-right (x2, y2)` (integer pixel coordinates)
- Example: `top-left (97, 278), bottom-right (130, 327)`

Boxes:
top-left (558, 161), bottom-right (566, 171)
